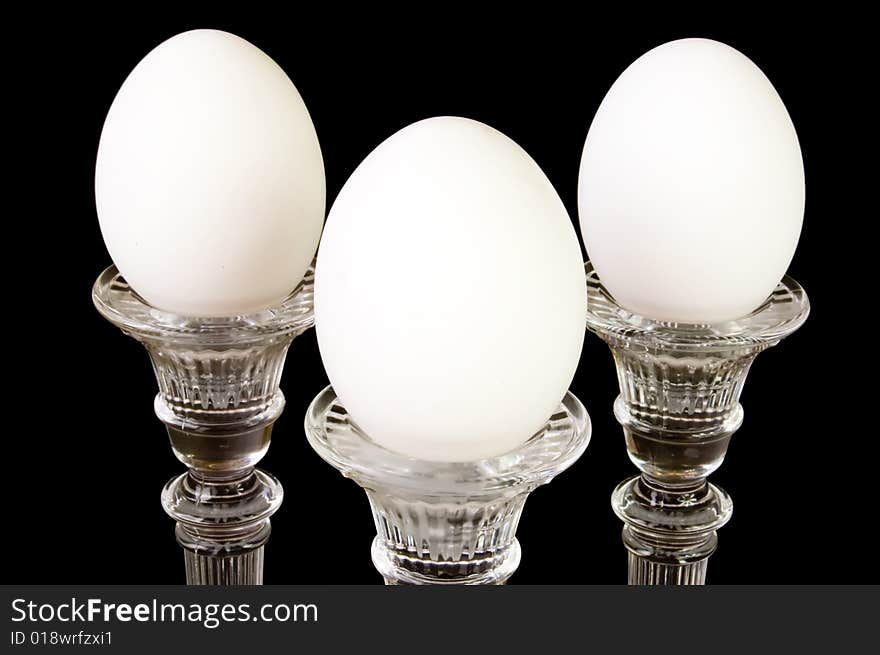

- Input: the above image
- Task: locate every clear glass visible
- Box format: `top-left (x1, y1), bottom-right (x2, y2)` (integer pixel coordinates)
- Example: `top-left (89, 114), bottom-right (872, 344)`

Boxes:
top-left (92, 265), bottom-right (314, 585)
top-left (305, 386), bottom-right (591, 584)
top-left (584, 261), bottom-right (809, 584)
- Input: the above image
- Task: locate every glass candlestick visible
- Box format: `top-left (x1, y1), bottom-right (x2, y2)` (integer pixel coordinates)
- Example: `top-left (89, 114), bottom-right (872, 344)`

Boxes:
top-left (305, 386), bottom-right (591, 584)
top-left (583, 261), bottom-right (809, 584)
top-left (92, 265), bottom-right (314, 585)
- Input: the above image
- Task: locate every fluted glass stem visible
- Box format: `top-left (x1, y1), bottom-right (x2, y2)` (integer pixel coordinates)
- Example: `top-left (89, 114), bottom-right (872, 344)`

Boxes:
top-left (304, 386), bottom-right (591, 585)
top-left (584, 261), bottom-right (809, 585)
top-left (93, 265), bottom-right (314, 585)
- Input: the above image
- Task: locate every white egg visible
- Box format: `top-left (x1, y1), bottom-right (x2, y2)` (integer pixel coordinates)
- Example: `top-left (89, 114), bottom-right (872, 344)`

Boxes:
top-left (315, 117), bottom-right (587, 462)
top-left (95, 29), bottom-right (324, 316)
top-left (578, 38), bottom-right (804, 323)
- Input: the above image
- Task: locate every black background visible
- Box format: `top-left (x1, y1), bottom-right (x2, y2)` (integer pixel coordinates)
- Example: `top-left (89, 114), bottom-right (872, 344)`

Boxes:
top-left (7, 7), bottom-right (871, 584)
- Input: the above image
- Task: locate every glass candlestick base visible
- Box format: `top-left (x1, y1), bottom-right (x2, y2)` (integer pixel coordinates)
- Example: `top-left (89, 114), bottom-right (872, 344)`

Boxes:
top-left (93, 265), bottom-right (314, 585)
top-left (304, 386), bottom-right (591, 584)
top-left (584, 261), bottom-right (809, 585)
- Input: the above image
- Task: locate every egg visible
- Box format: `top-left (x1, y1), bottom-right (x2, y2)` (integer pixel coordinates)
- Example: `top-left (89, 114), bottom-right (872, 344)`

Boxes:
top-left (315, 117), bottom-right (587, 462)
top-left (578, 38), bottom-right (804, 324)
top-left (95, 29), bottom-right (324, 316)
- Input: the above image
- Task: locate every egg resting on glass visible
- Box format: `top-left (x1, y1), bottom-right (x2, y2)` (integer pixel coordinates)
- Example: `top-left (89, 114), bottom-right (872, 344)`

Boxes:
top-left (95, 29), bottom-right (325, 316)
top-left (578, 38), bottom-right (804, 324)
top-left (315, 117), bottom-right (587, 462)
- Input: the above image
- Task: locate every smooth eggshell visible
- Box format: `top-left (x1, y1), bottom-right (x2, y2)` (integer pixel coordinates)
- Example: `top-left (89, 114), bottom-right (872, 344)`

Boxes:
top-left (315, 117), bottom-right (587, 461)
top-left (96, 29), bottom-right (325, 316)
top-left (578, 38), bottom-right (804, 323)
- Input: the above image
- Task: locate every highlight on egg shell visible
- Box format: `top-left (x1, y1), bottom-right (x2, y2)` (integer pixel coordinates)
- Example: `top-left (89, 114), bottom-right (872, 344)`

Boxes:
top-left (315, 116), bottom-right (587, 462)
top-left (578, 38), bottom-right (804, 324)
top-left (95, 29), bottom-right (325, 317)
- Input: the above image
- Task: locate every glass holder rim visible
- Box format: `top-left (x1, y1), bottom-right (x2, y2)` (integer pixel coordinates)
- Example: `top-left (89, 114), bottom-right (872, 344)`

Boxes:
top-left (583, 260), bottom-right (810, 351)
top-left (304, 385), bottom-right (591, 497)
top-left (91, 264), bottom-right (315, 344)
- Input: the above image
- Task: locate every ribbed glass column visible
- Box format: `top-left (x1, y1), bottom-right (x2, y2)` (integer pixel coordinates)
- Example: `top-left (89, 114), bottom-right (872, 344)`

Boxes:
top-left (584, 261), bottom-right (809, 585)
top-left (305, 386), bottom-right (591, 585)
top-left (93, 265), bottom-right (315, 585)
